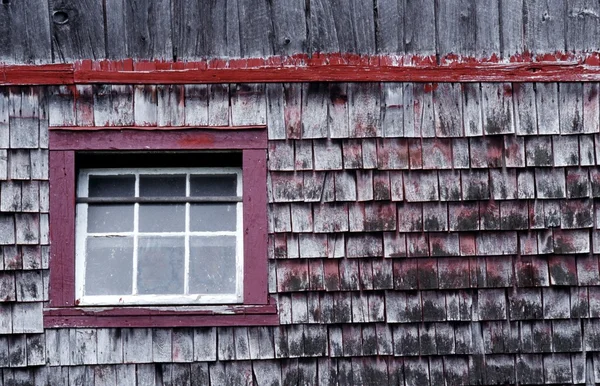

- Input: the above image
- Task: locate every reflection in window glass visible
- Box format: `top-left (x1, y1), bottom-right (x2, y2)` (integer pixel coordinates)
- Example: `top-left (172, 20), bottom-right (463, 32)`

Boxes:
top-left (190, 174), bottom-right (237, 197)
top-left (87, 204), bottom-right (134, 233)
top-left (190, 204), bottom-right (236, 232)
top-left (89, 175), bottom-right (135, 197)
top-left (189, 236), bottom-right (237, 294)
top-left (85, 236), bottom-right (133, 295)
top-left (137, 236), bottom-right (185, 294)
top-left (139, 175), bottom-right (186, 197)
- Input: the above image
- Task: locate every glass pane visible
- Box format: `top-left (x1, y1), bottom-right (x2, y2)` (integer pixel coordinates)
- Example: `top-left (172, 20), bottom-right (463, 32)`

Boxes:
top-left (190, 204), bottom-right (237, 232)
top-left (87, 204), bottom-right (134, 233)
top-left (88, 175), bottom-right (135, 197)
top-left (85, 236), bottom-right (133, 296)
top-left (189, 236), bottom-right (237, 294)
top-left (139, 204), bottom-right (185, 232)
top-left (190, 174), bottom-right (237, 197)
top-left (139, 175), bottom-right (186, 197)
top-left (137, 236), bottom-right (185, 294)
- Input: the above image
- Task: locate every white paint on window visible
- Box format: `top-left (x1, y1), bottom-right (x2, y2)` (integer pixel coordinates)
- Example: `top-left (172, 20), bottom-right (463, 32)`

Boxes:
top-left (75, 167), bottom-right (244, 306)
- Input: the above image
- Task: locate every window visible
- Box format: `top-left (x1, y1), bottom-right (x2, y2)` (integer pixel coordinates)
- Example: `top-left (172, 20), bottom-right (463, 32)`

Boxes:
top-left (77, 166), bottom-right (243, 305)
top-left (45, 128), bottom-right (276, 327)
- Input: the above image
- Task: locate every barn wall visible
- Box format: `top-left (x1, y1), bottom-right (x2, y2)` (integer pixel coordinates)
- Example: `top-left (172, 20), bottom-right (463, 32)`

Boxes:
top-left (1, 0), bottom-right (599, 63)
top-left (0, 82), bottom-right (599, 384)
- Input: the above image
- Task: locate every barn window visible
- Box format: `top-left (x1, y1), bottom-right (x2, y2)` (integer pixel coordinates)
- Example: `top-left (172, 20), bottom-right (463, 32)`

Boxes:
top-left (45, 128), bottom-right (276, 327)
top-left (75, 166), bottom-right (243, 305)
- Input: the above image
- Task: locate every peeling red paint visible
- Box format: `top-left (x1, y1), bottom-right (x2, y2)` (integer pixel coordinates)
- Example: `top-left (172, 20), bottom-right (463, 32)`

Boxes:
top-left (2, 52), bottom-right (600, 85)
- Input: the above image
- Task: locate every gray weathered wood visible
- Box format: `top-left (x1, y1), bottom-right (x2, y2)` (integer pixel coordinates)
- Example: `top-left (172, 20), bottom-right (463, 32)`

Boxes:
top-left (559, 82), bottom-right (584, 134)
top-left (172, 328), bottom-right (194, 362)
top-left (405, 0), bottom-right (436, 55)
top-left (134, 85), bottom-right (157, 127)
top-left (9, 88), bottom-right (39, 149)
top-left (238, 0), bottom-right (274, 57)
top-left (0, 0), bottom-right (52, 63)
top-left (152, 328), bottom-right (172, 363)
top-left (566, 0), bottom-right (600, 52)
top-left (157, 85), bottom-right (184, 127)
top-left (105, 0), bottom-right (172, 59)
top-left (524, 0), bottom-right (567, 53)
top-left (70, 328), bottom-right (97, 365)
top-left (97, 328), bottom-right (123, 364)
top-left (123, 328), bottom-right (152, 363)
top-left (183, 85), bottom-right (208, 126)
top-left (500, 0), bottom-right (525, 57)
top-left (49, 0), bottom-right (106, 61)
top-left (375, 0), bottom-right (405, 54)
top-left (230, 84), bottom-right (267, 126)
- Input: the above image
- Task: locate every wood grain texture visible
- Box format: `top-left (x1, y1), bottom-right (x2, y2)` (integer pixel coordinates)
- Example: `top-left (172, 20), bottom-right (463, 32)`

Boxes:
top-left (105, 0), bottom-right (172, 59)
top-left (48, 0), bottom-right (105, 61)
top-left (0, 0), bottom-right (52, 63)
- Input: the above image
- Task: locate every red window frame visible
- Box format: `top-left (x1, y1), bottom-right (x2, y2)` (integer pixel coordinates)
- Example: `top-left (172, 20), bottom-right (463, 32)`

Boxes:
top-left (44, 127), bottom-right (277, 327)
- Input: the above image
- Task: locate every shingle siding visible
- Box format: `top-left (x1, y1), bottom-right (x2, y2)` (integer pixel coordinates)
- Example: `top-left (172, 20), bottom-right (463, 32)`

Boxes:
top-left (1, 82), bottom-right (600, 384)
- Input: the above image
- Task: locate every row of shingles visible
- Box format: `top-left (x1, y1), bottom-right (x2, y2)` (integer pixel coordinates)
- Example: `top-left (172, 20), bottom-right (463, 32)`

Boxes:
top-left (274, 252), bottom-right (600, 292)
top-left (269, 82), bottom-right (600, 140)
top-left (47, 83), bottom-right (267, 128)
top-left (1, 354), bottom-right (595, 386)
top-left (269, 140), bottom-right (600, 203)
top-left (270, 134), bottom-right (600, 174)
top-left (0, 356), bottom-right (474, 386)
top-left (44, 325), bottom-right (327, 366)
top-left (48, 82), bottom-right (600, 139)
top-left (0, 87), bottom-right (48, 370)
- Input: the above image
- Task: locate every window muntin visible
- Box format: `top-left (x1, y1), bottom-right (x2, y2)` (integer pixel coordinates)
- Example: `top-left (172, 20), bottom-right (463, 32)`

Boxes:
top-left (75, 167), bottom-right (243, 306)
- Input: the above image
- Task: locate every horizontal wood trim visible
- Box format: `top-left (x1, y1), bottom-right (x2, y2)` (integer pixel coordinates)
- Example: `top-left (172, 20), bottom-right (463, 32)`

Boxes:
top-left (2, 54), bottom-right (600, 84)
top-left (44, 304), bottom-right (278, 328)
top-left (49, 128), bottom-right (268, 150)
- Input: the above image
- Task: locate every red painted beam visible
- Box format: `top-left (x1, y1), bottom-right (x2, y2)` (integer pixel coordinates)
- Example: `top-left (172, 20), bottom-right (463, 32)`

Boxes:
top-left (2, 53), bottom-right (600, 85)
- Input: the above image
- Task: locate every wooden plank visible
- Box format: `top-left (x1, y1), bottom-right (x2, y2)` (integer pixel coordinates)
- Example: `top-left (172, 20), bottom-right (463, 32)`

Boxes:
top-left (583, 83), bottom-right (600, 134)
top-left (69, 328), bottom-right (97, 365)
top-left (26, 334), bottom-right (45, 366)
top-left (348, 83), bottom-right (380, 137)
top-left (134, 85), bottom-right (157, 126)
top-left (0, 0), bottom-right (52, 63)
top-left (74, 84), bottom-right (94, 126)
top-left (0, 89), bottom-right (8, 148)
top-left (500, 0), bottom-right (524, 57)
top-left (524, 0), bottom-right (567, 54)
top-left (301, 83), bottom-right (328, 138)
top-left (252, 360), bottom-right (282, 386)
top-left (48, 85), bottom-right (75, 126)
top-left (157, 85), bottom-right (184, 127)
top-left (152, 328), bottom-right (172, 362)
top-left (230, 84), bottom-right (267, 126)
top-left (433, 83), bottom-right (463, 136)
top-left (375, 0), bottom-right (404, 54)
top-left (183, 85), bottom-right (208, 126)
top-left (308, 0), bottom-right (340, 52)
top-left (97, 328), bottom-right (123, 364)
top-left (405, 0), bottom-right (436, 55)
top-left (536, 83), bottom-right (560, 134)
top-left (123, 328), bottom-right (152, 363)
top-left (49, 0), bottom-right (106, 61)
top-left (559, 82), bottom-right (584, 134)
top-left (105, 0), bottom-right (172, 59)
top-left (565, 0), bottom-right (600, 52)
top-left (266, 83), bottom-right (286, 140)
top-left (237, 0), bottom-right (274, 57)
top-left (513, 83), bottom-right (538, 135)
top-left (9, 88), bottom-right (40, 149)
top-left (172, 328), bottom-right (194, 362)
top-left (207, 84), bottom-right (230, 126)
top-left (481, 83), bottom-right (514, 135)
top-left (436, 0), bottom-right (477, 57)
top-left (193, 327), bottom-right (217, 362)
